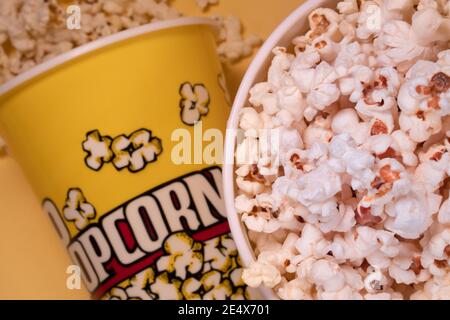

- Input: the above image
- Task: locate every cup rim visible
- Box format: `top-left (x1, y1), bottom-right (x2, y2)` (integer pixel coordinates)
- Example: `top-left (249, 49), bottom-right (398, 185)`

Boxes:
top-left (0, 17), bottom-right (218, 97)
top-left (223, 0), bottom-right (334, 300)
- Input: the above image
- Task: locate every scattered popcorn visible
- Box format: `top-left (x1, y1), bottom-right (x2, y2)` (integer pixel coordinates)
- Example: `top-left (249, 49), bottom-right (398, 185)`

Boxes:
top-left (235, 0), bottom-right (450, 300)
top-left (0, 0), bottom-right (261, 85)
top-left (213, 15), bottom-right (262, 63)
top-left (196, 0), bottom-right (219, 11)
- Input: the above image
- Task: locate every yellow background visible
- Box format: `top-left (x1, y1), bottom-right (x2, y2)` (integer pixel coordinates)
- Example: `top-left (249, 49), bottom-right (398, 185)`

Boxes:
top-left (0, 0), bottom-right (303, 299)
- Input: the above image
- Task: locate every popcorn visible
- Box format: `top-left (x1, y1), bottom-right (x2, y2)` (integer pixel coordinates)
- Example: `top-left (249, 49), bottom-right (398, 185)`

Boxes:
top-left (410, 273), bottom-right (450, 300)
top-left (415, 144), bottom-right (449, 192)
top-left (179, 82), bottom-right (210, 126)
top-left (235, 173), bottom-right (265, 196)
top-left (239, 107), bottom-right (262, 132)
top-left (83, 128), bottom-right (162, 173)
top-left (277, 278), bottom-right (314, 300)
top-left (241, 261), bottom-right (281, 288)
top-left (303, 115), bottom-right (333, 148)
top-left (213, 15), bottom-right (262, 63)
top-left (331, 108), bottom-right (370, 145)
top-left (125, 268), bottom-right (155, 300)
top-left (329, 133), bottom-right (376, 191)
top-left (376, 7), bottom-right (449, 72)
top-left (63, 188), bottom-right (96, 231)
top-left (0, 1), bottom-right (261, 85)
top-left (356, 1), bottom-right (383, 40)
top-left (309, 259), bottom-right (346, 292)
top-left (291, 60), bottom-right (340, 121)
top-left (390, 130), bottom-right (418, 167)
top-left (337, 0), bottom-right (359, 15)
top-left (364, 268), bottom-right (388, 293)
top-left (397, 58), bottom-right (450, 142)
top-left (305, 8), bottom-right (341, 43)
top-left (235, 0), bottom-right (450, 300)
top-left (294, 223), bottom-right (330, 260)
top-left (421, 228), bottom-right (450, 276)
top-left (399, 110), bottom-right (442, 143)
top-left (196, 0), bottom-right (219, 11)
top-left (385, 184), bottom-right (440, 239)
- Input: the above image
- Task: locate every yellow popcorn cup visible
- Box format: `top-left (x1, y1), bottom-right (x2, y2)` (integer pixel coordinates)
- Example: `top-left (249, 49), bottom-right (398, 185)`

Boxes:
top-left (0, 17), bottom-right (247, 300)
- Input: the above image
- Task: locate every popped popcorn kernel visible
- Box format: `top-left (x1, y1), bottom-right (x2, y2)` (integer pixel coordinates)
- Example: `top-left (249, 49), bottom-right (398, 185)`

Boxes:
top-left (235, 0), bottom-right (450, 300)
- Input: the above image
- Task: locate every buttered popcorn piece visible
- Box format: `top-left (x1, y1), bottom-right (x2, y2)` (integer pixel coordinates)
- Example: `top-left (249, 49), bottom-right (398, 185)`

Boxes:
top-left (235, 0), bottom-right (450, 300)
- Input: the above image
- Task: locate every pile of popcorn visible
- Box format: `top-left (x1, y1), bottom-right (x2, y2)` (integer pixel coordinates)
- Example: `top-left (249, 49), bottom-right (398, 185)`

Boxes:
top-left (0, 0), bottom-right (261, 85)
top-left (236, 0), bottom-right (450, 300)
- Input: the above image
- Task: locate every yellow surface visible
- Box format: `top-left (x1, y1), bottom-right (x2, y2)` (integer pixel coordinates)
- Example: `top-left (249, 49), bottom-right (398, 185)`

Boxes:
top-left (0, 0), bottom-right (303, 299)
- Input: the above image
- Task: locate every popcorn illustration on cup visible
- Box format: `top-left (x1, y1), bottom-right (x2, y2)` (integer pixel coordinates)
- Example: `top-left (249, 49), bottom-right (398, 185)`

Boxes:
top-left (82, 130), bottom-right (114, 171)
top-left (156, 232), bottom-right (204, 279)
top-left (107, 287), bottom-right (129, 300)
top-left (203, 235), bottom-right (238, 273)
top-left (101, 231), bottom-right (248, 300)
top-left (46, 167), bottom-right (248, 300)
top-left (179, 82), bottom-right (210, 125)
top-left (63, 188), bottom-right (96, 231)
top-left (150, 272), bottom-right (184, 300)
top-left (82, 128), bottom-right (162, 173)
top-left (125, 268), bottom-right (156, 300)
